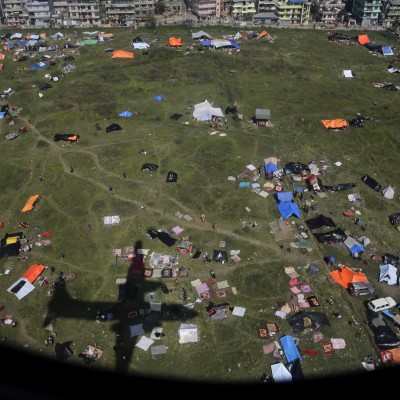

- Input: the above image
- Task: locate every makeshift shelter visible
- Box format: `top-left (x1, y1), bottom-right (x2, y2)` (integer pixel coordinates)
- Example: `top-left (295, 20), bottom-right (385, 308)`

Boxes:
top-left (305, 215), bottom-right (336, 230)
top-left (21, 195), bottom-right (40, 212)
top-left (342, 70), bottom-right (354, 78)
top-left (0, 232), bottom-right (23, 259)
top-left (277, 202), bottom-right (301, 219)
top-left (178, 324), bottom-right (198, 343)
top-left (7, 278), bottom-right (35, 300)
top-left (379, 264), bottom-right (398, 286)
top-left (147, 229), bottom-right (177, 247)
top-left (271, 362), bottom-right (292, 383)
top-left (98, 33), bottom-right (114, 41)
top-left (286, 312), bottom-right (331, 333)
top-left (166, 171), bottom-right (177, 183)
top-left (255, 109), bottom-right (270, 126)
top-left (382, 186), bottom-right (395, 199)
top-left (193, 100), bottom-right (224, 121)
top-left (141, 163), bottom-right (158, 172)
top-left (344, 236), bottom-right (365, 255)
top-left (212, 250), bottom-right (228, 263)
top-left (169, 37), bottom-right (182, 47)
top-left (358, 34), bottom-right (371, 45)
top-left (280, 335), bottom-right (302, 362)
top-left (119, 111), bottom-right (132, 117)
top-left (106, 123), bottom-right (122, 133)
top-left (330, 266), bottom-right (369, 289)
top-left (55, 341), bottom-right (74, 360)
top-left (265, 161), bottom-right (278, 175)
top-left (191, 30), bottom-right (212, 40)
top-left (389, 213), bottom-right (400, 226)
top-left (382, 46), bottom-right (394, 56)
top-left (321, 119), bottom-right (348, 130)
top-left (54, 134), bottom-right (79, 142)
top-left (257, 30), bottom-right (269, 39)
top-left (132, 42), bottom-right (150, 50)
top-left (361, 174), bottom-right (382, 192)
top-left (22, 264), bottom-right (45, 283)
top-left (111, 50), bottom-right (134, 59)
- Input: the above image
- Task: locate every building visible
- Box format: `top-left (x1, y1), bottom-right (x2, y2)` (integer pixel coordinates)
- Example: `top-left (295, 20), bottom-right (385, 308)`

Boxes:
top-left (105, 0), bottom-right (156, 26)
top-left (275, 0), bottom-right (310, 25)
top-left (257, 0), bottom-right (277, 13)
top-left (382, 0), bottom-right (400, 27)
top-left (231, 0), bottom-right (256, 18)
top-left (315, 0), bottom-right (345, 25)
top-left (253, 11), bottom-right (278, 23)
top-left (1, 0), bottom-right (29, 27)
top-left (351, 0), bottom-right (383, 26)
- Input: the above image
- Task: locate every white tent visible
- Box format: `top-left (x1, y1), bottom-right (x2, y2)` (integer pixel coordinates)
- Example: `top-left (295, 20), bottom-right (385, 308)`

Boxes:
top-left (379, 264), bottom-right (398, 286)
top-left (382, 185), bottom-right (395, 199)
top-left (343, 70), bottom-right (354, 78)
top-left (271, 362), bottom-right (293, 383)
top-left (132, 42), bottom-right (150, 49)
top-left (178, 324), bottom-right (199, 343)
top-left (7, 278), bottom-right (35, 300)
top-left (193, 100), bottom-right (224, 121)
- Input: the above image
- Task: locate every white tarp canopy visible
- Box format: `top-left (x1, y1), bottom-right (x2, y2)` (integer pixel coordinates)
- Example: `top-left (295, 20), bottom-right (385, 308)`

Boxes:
top-left (178, 324), bottom-right (199, 343)
top-left (7, 278), bottom-right (35, 300)
top-left (103, 215), bottom-right (120, 225)
top-left (193, 100), bottom-right (224, 121)
top-left (10, 33), bottom-right (22, 39)
top-left (191, 30), bottom-right (212, 39)
top-left (271, 362), bottom-right (293, 383)
top-left (132, 42), bottom-right (150, 49)
top-left (343, 70), bottom-right (354, 78)
top-left (382, 185), bottom-right (395, 199)
top-left (211, 39), bottom-right (233, 48)
top-left (379, 264), bottom-right (398, 285)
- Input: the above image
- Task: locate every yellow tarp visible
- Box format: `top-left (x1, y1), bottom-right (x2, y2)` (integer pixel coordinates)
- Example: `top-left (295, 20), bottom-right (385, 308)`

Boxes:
top-left (321, 119), bottom-right (348, 129)
top-left (329, 266), bottom-right (369, 289)
top-left (6, 236), bottom-right (18, 245)
top-left (21, 195), bottom-right (40, 212)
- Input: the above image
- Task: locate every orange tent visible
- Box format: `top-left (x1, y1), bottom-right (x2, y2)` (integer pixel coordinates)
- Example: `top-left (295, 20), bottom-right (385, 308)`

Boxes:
top-left (21, 195), bottom-right (40, 212)
top-left (169, 37), bottom-right (182, 47)
top-left (321, 119), bottom-right (348, 129)
top-left (258, 31), bottom-right (269, 38)
top-left (111, 50), bottom-right (134, 59)
top-left (358, 34), bottom-right (370, 45)
top-left (22, 264), bottom-right (45, 283)
top-left (330, 266), bottom-right (369, 289)
top-left (69, 135), bottom-right (78, 142)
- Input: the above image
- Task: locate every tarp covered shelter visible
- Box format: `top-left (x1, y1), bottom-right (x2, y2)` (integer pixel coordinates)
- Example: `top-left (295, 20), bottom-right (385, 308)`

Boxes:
top-left (119, 111), bottom-right (132, 117)
top-left (54, 134), bottom-right (79, 142)
top-left (106, 123), bottom-right (122, 133)
top-left (382, 186), bottom-right (395, 199)
top-left (277, 202), bottom-right (301, 219)
top-left (305, 214), bottom-right (336, 230)
top-left (169, 37), bottom-right (182, 47)
top-left (379, 264), bottom-right (398, 286)
top-left (361, 174), bottom-right (382, 192)
top-left (212, 250), bottom-right (228, 263)
top-left (280, 335), bottom-right (302, 362)
top-left (111, 50), bottom-right (134, 59)
top-left (265, 161), bottom-right (278, 175)
top-left (344, 236), bottom-right (365, 254)
top-left (191, 31), bottom-right (212, 40)
top-left (358, 34), bottom-right (370, 44)
top-left (0, 232), bottom-right (23, 259)
top-left (314, 228), bottom-right (347, 243)
top-left (21, 195), bottom-right (40, 212)
top-left (7, 278), bottom-right (35, 300)
top-left (276, 192), bottom-right (293, 203)
top-left (166, 171), bottom-right (177, 183)
top-left (55, 341), bottom-right (74, 360)
top-left (271, 362), bottom-right (292, 383)
top-left (141, 163), bottom-right (158, 172)
top-left (382, 46), bottom-right (394, 56)
top-left (286, 312), bottom-right (331, 333)
top-left (342, 70), bottom-right (354, 78)
top-left (330, 266), bottom-right (369, 288)
top-left (132, 42), bottom-right (150, 50)
top-left (178, 324), bottom-right (198, 343)
top-left (193, 100), bottom-right (224, 121)
top-left (22, 264), bottom-right (45, 283)
top-left (321, 119), bottom-right (348, 129)
top-left (148, 229), bottom-right (177, 247)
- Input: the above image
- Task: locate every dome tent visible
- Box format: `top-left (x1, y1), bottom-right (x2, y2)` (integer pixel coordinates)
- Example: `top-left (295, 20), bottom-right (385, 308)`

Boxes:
top-left (382, 185), bottom-right (395, 199)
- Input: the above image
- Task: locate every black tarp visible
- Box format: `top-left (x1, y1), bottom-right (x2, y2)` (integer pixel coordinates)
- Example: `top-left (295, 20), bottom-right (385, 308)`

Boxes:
top-left (287, 359), bottom-right (305, 382)
top-left (170, 113), bottom-right (183, 120)
top-left (365, 42), bottom-right (382, 52)
top-left (106, 123), bottom-right (122, 133)
top-left (166, 171), bottom-right (177, 183)
top-left (284, 162), bottom-right (310, 174)
top-left (212, 250), bottom-right (228, 263)
top-left (141, 163), bottom-right (158, 172)
top-left (305, 214), bottom-right (337, 230)
top-left (314, 228), bottom-right (347, 243)
top-left (382, 253), bottom-right (400, 266)
top-left (361, 174), bottom-right (382, 192)
top-left (39, 83), bottom-right (52, 90)
top-left (323, 183), bottom-right (356, 192)
top-left (383, 83), bottom-right (398, 92)
top-left (366, 308), bottom-right (400, 349)
top-left (55, 341), bottom-right (73, 360)
top-left (0, 232), bottom-right (23, 259)
top-left (18, 55), bottom-right (28, 62)
top-left (147, 229), bottom-right (177, 247)
top-left (225, 106), bottom-right (237, 114)
top-left (389, 213), bottom-right (400, 225)
top-left (286, 311), bottom-right (331, 332)
top-left (133, 36), bottom-right (143, 43)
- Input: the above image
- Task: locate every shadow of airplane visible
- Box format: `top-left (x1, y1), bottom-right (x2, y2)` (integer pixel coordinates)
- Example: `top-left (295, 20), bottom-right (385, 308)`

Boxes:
top-left (43, 240), bottom-right (198, 374)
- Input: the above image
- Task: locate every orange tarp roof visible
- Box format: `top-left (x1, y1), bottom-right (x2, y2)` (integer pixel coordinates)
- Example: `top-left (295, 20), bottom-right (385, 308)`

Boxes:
top-left (69, 135), bottom-right (78, 141)
top-left (99, 33), bottom-right (114, 38)
top-left (358, 34), bottom-right (370, 45)
top-left (169, 37), bottom-right (182, 47)
top-left (22, 264), bottom-right (45, 283)
top-left (21, 194), bottom-right (40, 212)
top-left (111, 50), bottom-right (134, 59)
top-left (330, 266), bottom-right (369, 288)
top-left (258, 30), bottom-right (269, 38)
top-left (0, 54), bottom-right (5, 60)
top-left (321, 119), bottom-right (348, 129)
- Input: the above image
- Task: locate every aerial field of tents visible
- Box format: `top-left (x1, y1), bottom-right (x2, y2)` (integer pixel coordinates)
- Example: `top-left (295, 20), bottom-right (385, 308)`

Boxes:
top-left (0, 25), bottom-right (400, 386)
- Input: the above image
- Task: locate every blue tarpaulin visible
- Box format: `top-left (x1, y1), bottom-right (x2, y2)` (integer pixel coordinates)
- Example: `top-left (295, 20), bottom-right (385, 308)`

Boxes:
top-left (265, 161), bottom-right (278, 174)
top-left (153, 95), bottom-right (164, 101)
top-left (382, 46), bottom-right (394, 56)
top-left (119, 111), bottom-right (133, 117)
top-left (277, 192), bottom-right (293, 203)
top-left (280, 335), bottom-right (302, 363)
top-left (277, 202), bottom-right (301, 219)
top-left (239, 182), bottom-right (251, 188)
top-left (6, 42), bottom-right (14, 49)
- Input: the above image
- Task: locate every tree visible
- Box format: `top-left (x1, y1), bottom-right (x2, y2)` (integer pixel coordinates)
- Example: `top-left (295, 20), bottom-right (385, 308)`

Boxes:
top-left (154, 0), bottom-right (166, 15)
top-left (146, 10), bottom-right (156, 28)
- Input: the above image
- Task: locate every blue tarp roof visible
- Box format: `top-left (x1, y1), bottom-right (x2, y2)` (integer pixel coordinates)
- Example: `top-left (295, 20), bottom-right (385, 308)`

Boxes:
top-left (280, 335), bottom-right (302, 363)
top-left (119, 111), bottom-right (133, 117)
top-left (153, 95), bottom-right (164, 101)
top-left (200, 40), bottom-right (212, 47)
top-left (382, 46), bottom-right (394, 56)
top-left (6, 42), bottom-right (14, 49)
top-left (265, 161), bottom-right (278, 174)
top-left (349, 243), bottom-right (365, 254)
top-left (277, 202), bottom-right (301, 219)
top-left (229, 40), bottom-right (240, 49)
top-left (30, 62), bottom-right (47, 70)
top-left (277, 191), bottom-right (293, 203)
top-left (17, 40), bottom-right (28, 47)
top-left (239, 182), bottom-right (251, 188)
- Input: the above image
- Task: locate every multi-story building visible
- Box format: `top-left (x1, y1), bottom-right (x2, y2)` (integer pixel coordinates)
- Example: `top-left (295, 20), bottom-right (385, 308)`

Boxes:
top-left (1, 0), bottom-right (29, 26)
top-left (185, 0), bottom-right (218, 19)
top-left (105, 0), bottom-right (154, 26)
top-left (257, 0), bottom-right (277, 13)
top-left (231, 0), bottom-right (256, 18)
top-left (381, 0), bottom-right (400, 27)
top-left (315, 0), bottom-right (345, 25)
top-left (351, 0), bottom-right (383, 26)
top-left (275, 0), bottom-right (310, 25)
top-left (252, 11), bottom-right (279, 23)
top-left (65, 0), bottom-right (101, 27)
top-left (25, 0), bottom-right (52, 26)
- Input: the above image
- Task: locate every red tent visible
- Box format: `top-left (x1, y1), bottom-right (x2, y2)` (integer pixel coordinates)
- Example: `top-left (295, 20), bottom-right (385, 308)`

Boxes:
top-left (22, 264), bottom-right (45, 283)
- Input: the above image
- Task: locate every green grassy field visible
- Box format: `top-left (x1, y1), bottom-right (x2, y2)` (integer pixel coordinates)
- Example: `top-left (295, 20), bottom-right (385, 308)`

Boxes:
top-left (0, 25), bottom-right (400, 384)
